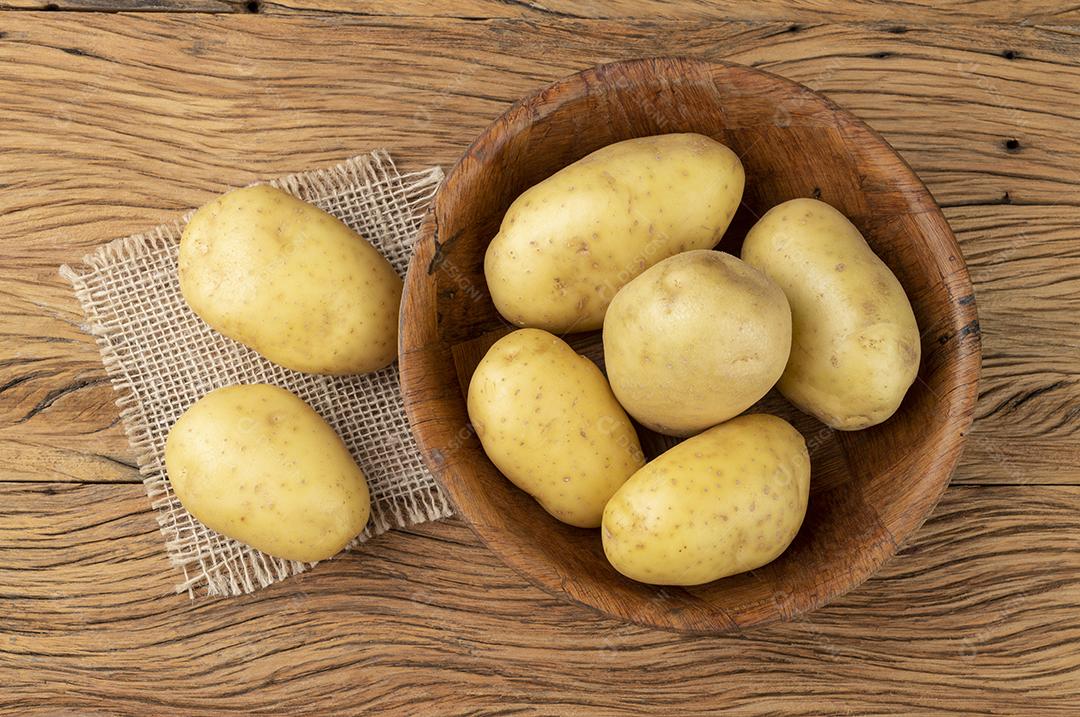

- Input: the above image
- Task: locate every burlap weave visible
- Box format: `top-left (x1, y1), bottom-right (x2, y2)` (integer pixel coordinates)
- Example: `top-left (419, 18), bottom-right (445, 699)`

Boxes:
top-left (60, 150), bottom-right (452, 597)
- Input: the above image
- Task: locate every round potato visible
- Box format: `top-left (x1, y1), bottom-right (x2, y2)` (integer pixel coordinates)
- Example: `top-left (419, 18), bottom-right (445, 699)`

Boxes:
top-left (741, 198), bottom-right (920, 430)
top-left (603, 250), bottom-right (791, 437)
top-left (467, 328), bottom-right (644, 528)
top-left (179, 184), bottom-right (402, 375)
top-left (602, 413), bottom-right (810, 586)
top-left (485, 133), bottom-right (744, 332)
top-left (165, 384), bottom-right (370, 562)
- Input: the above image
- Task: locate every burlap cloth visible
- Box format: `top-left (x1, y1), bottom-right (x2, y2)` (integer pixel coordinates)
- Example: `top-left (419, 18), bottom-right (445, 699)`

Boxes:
top-left (60, 150), bottom-right (453, 597)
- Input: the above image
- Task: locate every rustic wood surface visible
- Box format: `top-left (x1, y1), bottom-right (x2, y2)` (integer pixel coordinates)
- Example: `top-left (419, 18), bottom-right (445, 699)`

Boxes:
top-left (0, 2), bottom-right (1077, 714)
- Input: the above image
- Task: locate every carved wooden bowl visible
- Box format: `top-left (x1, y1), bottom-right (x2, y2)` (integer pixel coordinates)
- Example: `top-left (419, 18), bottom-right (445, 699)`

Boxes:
top-left (399, 57), bottom-right (980, 634)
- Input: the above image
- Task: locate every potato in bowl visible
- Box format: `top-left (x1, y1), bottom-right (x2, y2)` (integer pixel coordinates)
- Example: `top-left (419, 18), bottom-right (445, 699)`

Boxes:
top-left (603, 249), bottom-right (791, 437)
top-left (484, 133), bottom-right (744, 333)
top-left (742, 198), bottom-right (921, 431)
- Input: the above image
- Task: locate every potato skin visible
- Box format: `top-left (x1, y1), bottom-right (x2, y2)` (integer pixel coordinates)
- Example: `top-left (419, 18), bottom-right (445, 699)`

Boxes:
top-left (741, 198), bottom-right (920, 430)
top-left (602, 413), bottom-right (810, 586)
top-left (467, 329), bottom-right (645, 528)
top-left (179, 185), bottom-right (402, 375)
top-left (164, 384), bottom-right (370, 562)
top-left (484, 133), bottom-right (744, 332)
top-left (603, 250), bottom-right (792, 437)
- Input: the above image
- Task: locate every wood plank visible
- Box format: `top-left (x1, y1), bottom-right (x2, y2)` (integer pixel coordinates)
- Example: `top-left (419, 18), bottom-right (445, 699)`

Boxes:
top-left (955, 204), bottom-right (1080, 485)
top-left (3, 0), bottom-right (1080, 25)
top-left (259, 0), bottom-right (1080, 24)
top-left (0, 15), bottom-right (1076, 484)
top-left (0, 0), bottom-right (238, 11)
top-left (259, 0), bottom-right (1080, 25)
top-left (0, 481), bottom-right (1077, 714)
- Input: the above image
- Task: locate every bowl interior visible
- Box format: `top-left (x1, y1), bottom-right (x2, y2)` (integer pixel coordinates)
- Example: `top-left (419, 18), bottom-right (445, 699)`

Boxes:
top-left (400, 57), bottom-right (980, 633)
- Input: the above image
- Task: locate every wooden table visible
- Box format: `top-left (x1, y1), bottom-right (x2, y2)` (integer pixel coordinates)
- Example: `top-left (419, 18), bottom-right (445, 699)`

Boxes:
top-left (1, 2), bottom-right (1077, 714)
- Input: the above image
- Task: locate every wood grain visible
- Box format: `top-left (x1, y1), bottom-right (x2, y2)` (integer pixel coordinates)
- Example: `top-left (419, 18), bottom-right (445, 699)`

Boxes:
top-left (0, 0), bottom-right (238, 11)
top-left (4, 0), bottom-right (1080, 25)
top-left (1, 482), bottom-right (1077, 714)
top-left (0, 5), bottom-right (1077, 713)
top-left (261, 0), bottom-right (1080, 26)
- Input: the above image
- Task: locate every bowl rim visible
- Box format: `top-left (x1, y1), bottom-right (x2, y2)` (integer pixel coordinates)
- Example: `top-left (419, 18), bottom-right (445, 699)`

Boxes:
top-left (398, 56), bottom-right (981, 634)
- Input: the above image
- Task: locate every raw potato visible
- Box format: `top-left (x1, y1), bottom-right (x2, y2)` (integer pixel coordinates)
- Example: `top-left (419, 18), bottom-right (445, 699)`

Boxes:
top-left (603, 250), bottom-right (792, 437)
top-left (179, 184), bottom-right (402, 375)
top-left (485, 133), bottom-right (745, 332)
top-left (165, 384), bottom-right (370, 562)
top-left (602, 413), bottom-right (810, 586)
top-left (467, 329), bottom-right (645, 528)
top-left (741, 198), bottom-right (921, 430)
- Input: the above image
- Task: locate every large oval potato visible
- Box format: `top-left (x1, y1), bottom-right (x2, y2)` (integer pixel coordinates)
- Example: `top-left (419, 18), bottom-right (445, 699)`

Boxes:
top-left (485, 133), bottom-right (744, 332)
top-left (467, 328), bottom-right (645, 528)
top-left (603, 250), bottom-right (791, 437)
top-left (602, 413), bottom-right (810, 586)
top-left (741, 198), bottom-right (921, 430)
top-left (179, 185), bottom-right (402, 375)
top-left (165, 384), bottom-right (370, 562)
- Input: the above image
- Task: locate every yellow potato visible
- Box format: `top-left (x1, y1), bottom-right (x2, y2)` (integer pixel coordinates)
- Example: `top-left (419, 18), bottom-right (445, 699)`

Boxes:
top-left (602, 413), bottom-right (810, 586)
top-left (741, 198), bottom-right (920, 430)
top-left (603, 250), bottom-right (791, 437)
top-left (179, 185), bottom-right (402, 375)
top-left (467, 328), bottom-right (644, 528)
top-left (165, 384), bottom-right (370, 562)
top-left (485, 133), bottom-right (744, 332)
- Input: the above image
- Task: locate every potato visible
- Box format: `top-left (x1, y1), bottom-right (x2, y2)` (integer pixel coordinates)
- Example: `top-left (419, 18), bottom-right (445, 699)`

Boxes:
top-left (467, 328), bottom-right (644, 528)
top-left (485, 133), bottom-right (744, 332)
top-left (164, 384), bottom-right (370, 562)
top-left (602, 413), bottom-right (810, 586)
top-left (603, 250), bottom-right (791, 437)
top-left (179, 185), bottom-right (402, 375)
top-left (741, 198), bottom-right (920, 430)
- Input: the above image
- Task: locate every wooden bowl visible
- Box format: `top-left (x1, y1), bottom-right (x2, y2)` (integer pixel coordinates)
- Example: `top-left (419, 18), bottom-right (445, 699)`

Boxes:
top-left (399, 57), bottom-right (980, 634)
